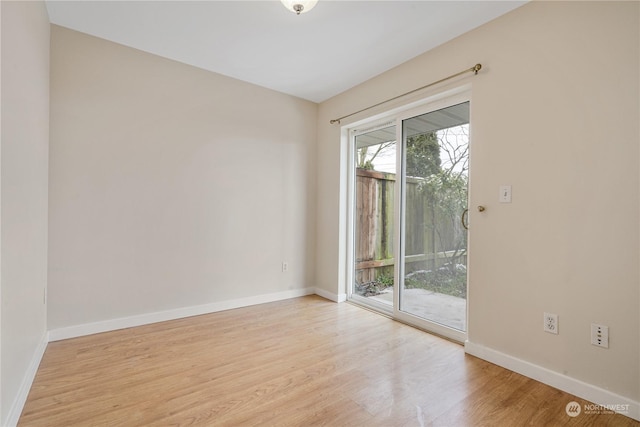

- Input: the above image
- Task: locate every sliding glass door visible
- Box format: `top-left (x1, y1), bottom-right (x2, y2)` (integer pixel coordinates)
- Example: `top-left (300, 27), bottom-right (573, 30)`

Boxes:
top-left (349, 97), bottom-right (470, 341)
top-left (398, 102), bottom-right (469, 336)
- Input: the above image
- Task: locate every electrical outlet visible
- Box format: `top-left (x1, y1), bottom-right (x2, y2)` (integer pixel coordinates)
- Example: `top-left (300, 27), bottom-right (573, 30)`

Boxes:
top-left (282, 262), bottom-right (288, 272)
top-left (544, 312), bottom-right (558, 334)
top-left (591, 324), bottom-right (609, 348)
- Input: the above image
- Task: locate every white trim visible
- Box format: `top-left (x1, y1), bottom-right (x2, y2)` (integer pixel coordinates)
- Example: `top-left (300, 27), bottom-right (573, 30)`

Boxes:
top-left (337, 126), bottom-right (351, 303)
top-left (396, 310), bottom-right (466, 343)
top-left (314, 287), bottom-right (346, 303)
top-left (343, 124), bottom-right (356, 303)
top-left (5, 332), bottom-right (49, 427)
top-left (49, 287), bottom-right (315, 342)
top-left (465, 341), bottom-right (640, 422)
top-left (349, 294), bottom-right (393, 316)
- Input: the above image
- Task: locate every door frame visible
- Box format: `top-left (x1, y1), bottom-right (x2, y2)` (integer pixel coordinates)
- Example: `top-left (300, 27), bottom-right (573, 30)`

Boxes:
top-left (345, 86), bottom-right (472, 343)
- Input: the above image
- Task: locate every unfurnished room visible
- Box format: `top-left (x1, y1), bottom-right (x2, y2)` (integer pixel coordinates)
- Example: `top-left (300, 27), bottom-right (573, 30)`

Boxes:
top-left (1, 0), bottom-right (639, 426)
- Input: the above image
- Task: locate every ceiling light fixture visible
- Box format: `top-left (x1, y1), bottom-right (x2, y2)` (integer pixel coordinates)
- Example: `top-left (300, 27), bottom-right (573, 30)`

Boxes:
top-left (280, 0), bottom-right (318, 15)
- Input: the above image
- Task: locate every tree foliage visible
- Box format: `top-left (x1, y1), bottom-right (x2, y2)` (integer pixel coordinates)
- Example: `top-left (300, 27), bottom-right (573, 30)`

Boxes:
top-left (411, 127), bottom-right (469, 281)
top-left (406, 132), bottom-right (441, 178)
top-left (357, 141), bottom-right (394, 170)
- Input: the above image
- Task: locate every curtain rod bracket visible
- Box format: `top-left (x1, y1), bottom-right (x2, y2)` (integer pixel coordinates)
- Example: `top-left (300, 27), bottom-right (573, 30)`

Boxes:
top-left (330, 63), bottom-right (483, 125)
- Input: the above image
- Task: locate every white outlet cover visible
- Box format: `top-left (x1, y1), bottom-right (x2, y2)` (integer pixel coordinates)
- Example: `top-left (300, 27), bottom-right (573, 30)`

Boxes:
top-left (544, 312), bottom-right (558, 334)
top-left (591, 323), bottom-right (609, 348)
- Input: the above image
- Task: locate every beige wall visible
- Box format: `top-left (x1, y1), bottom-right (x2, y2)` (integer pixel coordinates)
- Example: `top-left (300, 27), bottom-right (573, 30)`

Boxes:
top-left (48, 26), bottom-right (317, 329)
top-left (0, 1), bottom-right (50, 424)
top-left (317, 1), bottom-right (639, 402)
top-left (5, 0), bottom-right (638, 419)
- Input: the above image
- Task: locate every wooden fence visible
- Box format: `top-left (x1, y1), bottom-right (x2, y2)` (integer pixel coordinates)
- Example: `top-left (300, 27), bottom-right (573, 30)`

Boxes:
top-left (355, 168), bottom-right (466, 285)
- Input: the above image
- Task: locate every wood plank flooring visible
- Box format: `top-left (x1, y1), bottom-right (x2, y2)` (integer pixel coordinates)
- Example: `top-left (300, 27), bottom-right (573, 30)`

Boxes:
top-left (19, 296), bottom-right (638, 426)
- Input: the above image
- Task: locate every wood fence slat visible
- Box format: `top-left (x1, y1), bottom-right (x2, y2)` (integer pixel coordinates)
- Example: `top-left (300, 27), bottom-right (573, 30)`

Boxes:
top-left (354, 168), bottom-right (465, 285)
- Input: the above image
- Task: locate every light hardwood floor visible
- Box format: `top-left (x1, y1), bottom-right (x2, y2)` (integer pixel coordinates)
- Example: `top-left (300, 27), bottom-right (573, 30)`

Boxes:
top-left (20, 296), bottom-right (638, 426)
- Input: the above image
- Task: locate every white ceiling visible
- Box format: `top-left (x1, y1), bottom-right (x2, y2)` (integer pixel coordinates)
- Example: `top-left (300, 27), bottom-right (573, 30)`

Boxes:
top-left (45, 1), bottom-right (527, 103)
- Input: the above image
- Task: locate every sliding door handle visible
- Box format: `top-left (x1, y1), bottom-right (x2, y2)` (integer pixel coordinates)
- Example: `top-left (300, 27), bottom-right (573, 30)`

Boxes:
top-left (461, 209), bottom-right (469, 230)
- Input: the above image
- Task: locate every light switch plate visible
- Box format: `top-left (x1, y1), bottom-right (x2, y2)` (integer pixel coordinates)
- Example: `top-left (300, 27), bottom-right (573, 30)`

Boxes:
top-left (499, 185), bottom-right (512, 203)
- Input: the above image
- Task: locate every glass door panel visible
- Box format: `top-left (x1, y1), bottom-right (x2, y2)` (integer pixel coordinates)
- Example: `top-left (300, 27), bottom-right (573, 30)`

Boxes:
top-left (352, 125), bottom-right (396, 309)
top-left (400, 102), bottom-right (469, 332)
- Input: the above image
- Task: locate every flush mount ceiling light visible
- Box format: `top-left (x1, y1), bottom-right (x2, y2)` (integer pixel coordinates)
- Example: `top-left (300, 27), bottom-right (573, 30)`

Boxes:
top-left (280, 0), bottom-right (318, 15)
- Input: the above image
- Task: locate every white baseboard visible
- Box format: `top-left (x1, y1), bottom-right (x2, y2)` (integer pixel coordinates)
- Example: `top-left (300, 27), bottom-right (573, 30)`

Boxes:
top-left (49, 287), bottom-right (315, 342)
top-left (5, 332), bottom-right (49, 427)
top-left (465, 341), bottom-right (639, 422)
top-left (313, 287), bottom-right (347, 303)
